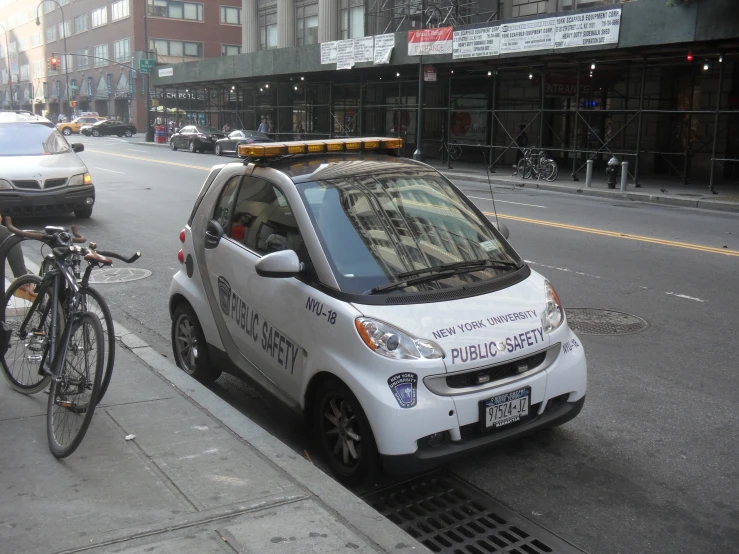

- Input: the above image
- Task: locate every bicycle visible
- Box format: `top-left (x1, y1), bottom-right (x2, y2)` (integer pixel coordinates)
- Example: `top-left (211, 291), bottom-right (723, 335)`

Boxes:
top-left (1, 218), bottom-right (105, 457)
top-left (515, 147), bottom-right (558, 182)
top-left (440, 135), bottom-right (462, 164)
top-left (36, 242), bottom-right (141, 404)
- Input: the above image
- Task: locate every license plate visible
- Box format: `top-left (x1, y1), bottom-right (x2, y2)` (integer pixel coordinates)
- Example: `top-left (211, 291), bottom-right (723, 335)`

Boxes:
top-left (481, 387), bottom-right (530, 430)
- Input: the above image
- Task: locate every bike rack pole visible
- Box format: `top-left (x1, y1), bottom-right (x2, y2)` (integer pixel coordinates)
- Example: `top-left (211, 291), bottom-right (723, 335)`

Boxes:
top-left (586, 159), bottom-right (594, 187)
top-left (621, 161), bottom-right (629, 192)
top-left (709, 57), bottom-right (724, 194)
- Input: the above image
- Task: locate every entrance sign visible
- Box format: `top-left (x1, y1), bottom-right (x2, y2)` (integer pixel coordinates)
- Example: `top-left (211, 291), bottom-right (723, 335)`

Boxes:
top-left (408, 27), bottom-right (453, 56)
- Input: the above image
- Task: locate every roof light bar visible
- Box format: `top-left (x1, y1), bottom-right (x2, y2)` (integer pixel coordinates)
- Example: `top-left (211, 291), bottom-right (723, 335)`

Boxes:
top-left (236, 137), bottom-right (403, 159)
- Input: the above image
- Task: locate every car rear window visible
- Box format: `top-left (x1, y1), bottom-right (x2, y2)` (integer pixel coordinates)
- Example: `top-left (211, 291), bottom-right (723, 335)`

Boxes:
top-left (0, 124), bottom-right (71, 156)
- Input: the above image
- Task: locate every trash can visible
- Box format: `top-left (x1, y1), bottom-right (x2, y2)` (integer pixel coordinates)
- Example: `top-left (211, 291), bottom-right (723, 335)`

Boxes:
top-left (155, 125), bottom-right (167, 144)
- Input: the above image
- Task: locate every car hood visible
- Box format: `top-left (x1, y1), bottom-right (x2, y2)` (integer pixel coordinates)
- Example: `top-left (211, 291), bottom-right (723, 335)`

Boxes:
top-left (0, 153), bottom-right (87, 181)
top-left (351, 270), bottom-right (550, 373)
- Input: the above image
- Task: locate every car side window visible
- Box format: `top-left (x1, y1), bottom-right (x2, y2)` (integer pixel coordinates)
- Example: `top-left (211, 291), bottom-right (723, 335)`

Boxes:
top-left (228, 131), bottom-right (241, 139)
top-left (213, 175), bottom-right (241, 234)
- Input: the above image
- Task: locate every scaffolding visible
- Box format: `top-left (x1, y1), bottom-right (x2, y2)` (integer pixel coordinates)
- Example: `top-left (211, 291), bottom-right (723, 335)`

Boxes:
top-left (366, 0), bottom-right (499, 34)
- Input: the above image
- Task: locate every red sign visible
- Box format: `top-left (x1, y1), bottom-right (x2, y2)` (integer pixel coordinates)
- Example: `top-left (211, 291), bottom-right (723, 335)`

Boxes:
top-left (408, 27), bottom-right (453, 56)
top-left (424, 65), bottom-right (437, 82)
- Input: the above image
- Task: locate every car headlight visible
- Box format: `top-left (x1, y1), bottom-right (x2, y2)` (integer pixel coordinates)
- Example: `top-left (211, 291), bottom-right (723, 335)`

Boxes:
top-left (355, 317), bottom-right (444, 360)
top-left (0, 179), bottom-right (12, 190)
top-left (541, 281), bottom-right (565, 333)
top-left (68, 173), bottom-right (92, 186)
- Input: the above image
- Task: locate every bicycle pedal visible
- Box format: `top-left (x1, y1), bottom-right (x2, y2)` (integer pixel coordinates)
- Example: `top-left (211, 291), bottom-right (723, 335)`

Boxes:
top-left (59, 400), bottom-right (73, 408)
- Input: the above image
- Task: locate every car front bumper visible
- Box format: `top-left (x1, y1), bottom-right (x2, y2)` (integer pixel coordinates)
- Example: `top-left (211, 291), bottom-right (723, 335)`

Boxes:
top-left (0, 186), bottom-right (96, 216)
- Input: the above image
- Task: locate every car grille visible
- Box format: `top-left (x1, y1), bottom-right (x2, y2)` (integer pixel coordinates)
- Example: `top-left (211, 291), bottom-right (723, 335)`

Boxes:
top-left (13, 180), bottom-right (41, 190)
top-left (459, 402), bottom-right (542, 440)
top-left (445, 351), bottom-right (547, 389)
top-left (44, 178), bottom-right (67, 189)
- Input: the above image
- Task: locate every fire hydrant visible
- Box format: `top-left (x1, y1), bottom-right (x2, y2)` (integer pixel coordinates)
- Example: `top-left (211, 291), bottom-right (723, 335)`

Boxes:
top-left (605, 156), bottom-right (620, 189)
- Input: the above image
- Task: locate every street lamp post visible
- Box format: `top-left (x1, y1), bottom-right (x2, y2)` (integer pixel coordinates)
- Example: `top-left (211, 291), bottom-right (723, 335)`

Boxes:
top-left (0, 23), bottom-right (14, 110)
top-left (36, 0), bottom-right (70, 117)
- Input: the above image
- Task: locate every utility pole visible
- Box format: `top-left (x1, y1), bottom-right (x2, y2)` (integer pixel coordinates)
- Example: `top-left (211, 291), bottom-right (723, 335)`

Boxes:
top-left (0, 23), bottom-right (13, 110)
top-left (143, 2), bottom-right (153, 142)
top-left (36, 0), bottom-right (69, 117)
top-left (412, 0), bottom-right (425, 161)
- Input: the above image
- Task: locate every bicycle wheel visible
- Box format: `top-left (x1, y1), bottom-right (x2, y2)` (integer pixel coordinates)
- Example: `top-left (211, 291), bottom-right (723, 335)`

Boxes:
top-left (516, 159), bottom-right (531, 179)
top-left (47, 313), bottom-right (104, 458)
top-left (2, 275), bottom-right (60, 394)
top-left (545, 159), bottom-right (559, 182)
top-left (78, 287), bottom-right (115, 404)
top-left (539, 160), bottom-right (555, 181)
top-left (450, 144), bottom-right (462, 160)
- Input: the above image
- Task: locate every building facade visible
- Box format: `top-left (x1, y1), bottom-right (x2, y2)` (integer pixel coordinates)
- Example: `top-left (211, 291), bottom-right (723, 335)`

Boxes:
top-left (0, 0), bottom-right (242, 127)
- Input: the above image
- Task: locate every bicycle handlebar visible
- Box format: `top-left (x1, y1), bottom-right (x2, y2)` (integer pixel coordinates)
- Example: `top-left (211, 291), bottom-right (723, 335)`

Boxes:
top-left (96, 250), bottom-right (141, 264)
top-left (4, 217), bottom-right (87, 244)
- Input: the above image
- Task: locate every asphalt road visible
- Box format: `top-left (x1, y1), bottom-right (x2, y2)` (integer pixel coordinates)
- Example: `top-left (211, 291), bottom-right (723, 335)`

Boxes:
top-left (21, 135), bottom-right (738, 554)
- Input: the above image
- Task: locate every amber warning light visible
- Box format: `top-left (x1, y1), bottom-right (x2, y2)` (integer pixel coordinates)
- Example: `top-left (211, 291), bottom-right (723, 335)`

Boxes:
top-left (237, 137), bottom-right (403, 159)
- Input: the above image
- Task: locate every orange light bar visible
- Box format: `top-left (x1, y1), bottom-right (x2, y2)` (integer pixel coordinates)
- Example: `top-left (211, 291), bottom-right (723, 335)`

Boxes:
top-left (326, 141), bottom-right (344, 152)
top-left (381, 138), bottom-right (403, 149)
top-left (236, 137), bottom-right (403, 159)
top-left (306, 142), bottom-right (325, 153)
top-left (287, 143), bottom-right (306, 154)
top-left (345, 141), bottom-right (362, 150)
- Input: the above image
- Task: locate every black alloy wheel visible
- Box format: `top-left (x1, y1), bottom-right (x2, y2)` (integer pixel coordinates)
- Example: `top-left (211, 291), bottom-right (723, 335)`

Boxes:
top-left (171, 303), bottom-right (221, 383)
top-left (92, 129), bottom-right (100, 137)
top-left (215, 144), bottom-right (222, 156)
top-left (62, 128), bottom-right (72, 136)
top-left (124, 129), bottom-right (133, 137)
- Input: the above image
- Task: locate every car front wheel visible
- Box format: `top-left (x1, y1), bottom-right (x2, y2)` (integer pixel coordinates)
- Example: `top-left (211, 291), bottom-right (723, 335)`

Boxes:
top-left (170, 139), bottom-right (177, 151)
top-left (125, 129), bottom-right (133, 137)
top-left (62, 128), bottom-right (72, 136)
top-left (171, 303), bottom-right (221, 383)
top-left (313, 378), bottom-right (379, 487)
top-left (92, 129), bottom-right (100, 137)
top-left (215, 144), bottom-right (222, 156)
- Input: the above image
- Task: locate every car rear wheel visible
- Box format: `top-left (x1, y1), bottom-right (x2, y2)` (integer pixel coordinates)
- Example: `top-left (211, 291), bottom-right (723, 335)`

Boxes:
top-left (74, 207), bottom-right (93, 219)
top-left (92, 129), bottom-right (100, 137)
top-left (62, 128), bottom-right (72, 136)
top-left (313, 378), bottom-right (379, 487)
top-left (189, 141), bottom-right (197, 153)
top-left (170, 139), bottom-right (177, 151)
top-left (215, 144), bottom-right (222, 156)
top-left (171, 303), bottom-right (221, 383)
top-left (125, 129), bottom-right (133, 137)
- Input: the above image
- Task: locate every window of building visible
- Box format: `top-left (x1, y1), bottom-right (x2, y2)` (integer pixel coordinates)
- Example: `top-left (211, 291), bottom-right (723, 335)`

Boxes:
top-left (17, 38), bottom-right (29, 52)
top-left (17, 9), bottom-right (27, 25)
top-left (221, 44), bottom-right (241, 56)
top-left (32, 59), bottom-right (44, 79)
top-left (340, 0), bottom-right (364, 39)
top-left (77, 48), bottom-right (89, 69)
top-left (59, 20), bottom-right (71, 39)
top-left (59, 53), bottom-right (72, 72)
top-left (42, 1), bottom-right (55, 14)
top-left (94, 44), bottom-right (108, 67)
top-left (45, 26), bottom-right (57, 43)
top-left (20, 64), bottom-right (29, 81)
top-left (297, 2), bottom-right (318, 46)
top-left (259, 11), bottom-right (277, 50)
top-left (1, 70), bottom-right (7, 85)
top-left (113, 38), bottom-right (130, 62)
top-left (112, 0), bottom-right (130, 21)
top-left (92, 7), bottom-right (107, 28)
top-left (147, 0), bottom-right (203, 21)
top-left (149, 39), bottom-right (202, 57)
top-left (31, 31), bottom-right (43, 48)
top-left (5, 15), bottom-right (15, 30)
top-left (75, 14), bottom-right (88, 33)
top-left (59, 0), bottom-right (70, 5)
top-left (220, 5), bottom-right (241, 24)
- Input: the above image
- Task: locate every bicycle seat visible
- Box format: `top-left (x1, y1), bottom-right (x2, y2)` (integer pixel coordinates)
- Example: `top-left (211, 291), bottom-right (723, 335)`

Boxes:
top-left (84, 252), bottom-right (113, 266)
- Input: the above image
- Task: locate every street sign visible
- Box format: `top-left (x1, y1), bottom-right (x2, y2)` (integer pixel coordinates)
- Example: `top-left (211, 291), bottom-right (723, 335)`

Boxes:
top-left (139, 59), bottom-right (155, 73)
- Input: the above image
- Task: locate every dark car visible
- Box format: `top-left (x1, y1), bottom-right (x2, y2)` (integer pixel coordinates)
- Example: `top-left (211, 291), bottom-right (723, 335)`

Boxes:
top-left (214, 130), bottom-right (273, 156)
top-left (169, 125), bottom-right (225, 153)
top-left (81, 119), bottom-right (137, 137)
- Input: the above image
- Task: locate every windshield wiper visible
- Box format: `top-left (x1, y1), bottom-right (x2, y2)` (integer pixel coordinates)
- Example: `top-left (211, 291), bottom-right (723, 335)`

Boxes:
top-left (369, 259), bottom-right (520, 294)
top-left (396, 258), bottom-right (518, 279)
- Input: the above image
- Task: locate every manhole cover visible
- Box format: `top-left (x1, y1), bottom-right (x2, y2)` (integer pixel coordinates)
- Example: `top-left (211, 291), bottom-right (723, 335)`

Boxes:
top-left (363, 471), bottom-right (583, 553)
top-left (89, 268), bottom-right (152, 284)
top-left (565, 308), bottom-right (647, 336)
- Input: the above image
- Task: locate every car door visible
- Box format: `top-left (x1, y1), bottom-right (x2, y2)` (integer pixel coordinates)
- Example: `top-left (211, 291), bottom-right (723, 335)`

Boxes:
top-left (202, 175), bottom-right (310, 400)
top-left (228, 131), bottom-right (244, 152)
top-left (179, 126), bottom-right (193, 148)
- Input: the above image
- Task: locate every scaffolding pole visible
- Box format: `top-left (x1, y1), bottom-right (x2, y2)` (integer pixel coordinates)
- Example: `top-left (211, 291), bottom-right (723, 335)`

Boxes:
top-left (539, 63), bottom-right (546, 150)
top-left (709, 59), bottom-right (725, 194)
top-left (571, 63), bottom-right (580, 181)
top-left (634, 59), bottom-right (646, 187)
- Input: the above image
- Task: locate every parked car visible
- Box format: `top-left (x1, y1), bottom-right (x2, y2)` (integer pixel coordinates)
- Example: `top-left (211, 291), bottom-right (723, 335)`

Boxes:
top-left (80, 119), bottom-right (137, 137)
top-left (168, 136), bottom-right (587, 486)
top-left (57, 116), bottom-right (106, 136)
top-left (170, 125), bottom-right (225, 153)
top-left (214, 130), bottom-right (273, 156)
top-left (0, 114), bottom-right (95, 218)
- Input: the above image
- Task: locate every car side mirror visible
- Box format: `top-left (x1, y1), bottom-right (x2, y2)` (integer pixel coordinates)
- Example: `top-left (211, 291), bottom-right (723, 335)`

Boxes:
top-left (255, 250), bottom-right (301, 278)
top-left (71, 143), bottom-right (84, 153)
top-left (204, 220), bottom-right (224, 249)
top-left (496, 222), bottom-right (510, 240)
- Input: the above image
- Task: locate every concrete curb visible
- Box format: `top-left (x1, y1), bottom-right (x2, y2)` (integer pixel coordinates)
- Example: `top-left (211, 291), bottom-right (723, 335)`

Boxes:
top-left (113, 321), bottom-right (428, 554)
top-left (440, 171), bottom-right (739, 214)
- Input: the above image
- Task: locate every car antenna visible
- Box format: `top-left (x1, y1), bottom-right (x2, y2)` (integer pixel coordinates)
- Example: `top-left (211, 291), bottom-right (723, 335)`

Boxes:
top-left (484, 150), bottom-right (501, 231)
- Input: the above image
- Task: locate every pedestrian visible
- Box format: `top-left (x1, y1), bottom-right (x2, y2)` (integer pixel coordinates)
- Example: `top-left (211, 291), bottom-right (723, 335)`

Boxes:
top-left (514, 125), bottom-right (528, 168)
top-left (222, 122), bottom-right (231, 133)
top-left (258, 118), bottom-right (269, 133)
top-left (0, 220), bottom-right (35, 300)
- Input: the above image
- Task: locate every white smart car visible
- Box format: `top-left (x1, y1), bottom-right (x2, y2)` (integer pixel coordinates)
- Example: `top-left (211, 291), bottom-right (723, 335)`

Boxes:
top-left (169, 137), bottom-right (586, 485)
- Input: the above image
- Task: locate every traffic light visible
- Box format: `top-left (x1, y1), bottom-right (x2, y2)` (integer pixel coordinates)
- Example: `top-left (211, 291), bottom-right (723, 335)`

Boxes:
top-left (49, 57), bottom-right (59, 71)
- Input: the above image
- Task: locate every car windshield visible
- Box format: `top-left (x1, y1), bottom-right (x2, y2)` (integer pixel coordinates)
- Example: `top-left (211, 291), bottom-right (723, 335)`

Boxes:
top-left (197, 126), bottom-right (220, 134)
top-left (297, 173), bottom-right (519, 295)
top-left (0, 124), bottom-right (71, 156)
top-left (243, 131), bottom-right (271, 141)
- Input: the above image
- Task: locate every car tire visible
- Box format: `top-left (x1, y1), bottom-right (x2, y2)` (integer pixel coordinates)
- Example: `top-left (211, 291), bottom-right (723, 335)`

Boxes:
top-left (92, 129), bottom-right (100, 137)
top-left (125, 129), bottom-right (133, 137)
top-left (189, 141), bottom-right (197, 153)
top-left (74, 207), bottom-right (93, 219)
top-left (62, 128), bottom-right (72, 136)
top-left (313, 378), bottom-right (379, 487)
top-left (170, 139), bottom-right (178, 151)
top-left (171, 303), bottom-right (221, 384)
top-left (215, 144), bottom-right (222, 156)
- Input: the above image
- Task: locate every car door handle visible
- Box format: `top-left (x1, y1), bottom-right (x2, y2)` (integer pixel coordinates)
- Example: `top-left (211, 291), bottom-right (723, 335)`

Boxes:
top-left (205, 220), bottom-right (225, 249)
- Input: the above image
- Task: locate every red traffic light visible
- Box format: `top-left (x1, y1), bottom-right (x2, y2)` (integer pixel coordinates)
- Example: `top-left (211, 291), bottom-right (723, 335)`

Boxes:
top-left (687, 51), bottom-right (693, 62)
top-left (50, 57), bottom-right (59, 70)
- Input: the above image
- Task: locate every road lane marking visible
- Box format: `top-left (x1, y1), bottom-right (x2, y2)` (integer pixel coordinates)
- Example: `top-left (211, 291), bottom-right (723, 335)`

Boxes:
top-left (486, 212), bottom-right (739, 257)
top-left (665, 292), bottom-right (704, 302)
top-left (469, 196), bottom-right (547, 208)
top-left (85, 149), bottom-right (211, 171)
top-left (524, 259), bottom-right (601, 279)
top-left (94, 167), bottom-right (125, 174)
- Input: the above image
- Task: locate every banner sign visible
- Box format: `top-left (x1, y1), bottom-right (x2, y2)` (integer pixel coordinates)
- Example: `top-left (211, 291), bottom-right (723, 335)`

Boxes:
top-left (320, 41), bottom-right (337, 64)
top-left (336, 39), bottom-right (355, 70)
top-left (554, 8), bottom-right (621, 48)
top-left (373, 33), bottom-right (394, 64)
top-left (158, 67), bottom-right (173, 77)
top-left (106, 73), bottom-right (113, 97)
top-left (129, 70), bottom-right (135, 95)
top-left (452, 6), bottom-right (621, 60)
top-left (354, 36), bottom-right (374, 63)
top-left (408, 27), bottom-right (453, 56)
top-left (424, 65), bottom-right (437, 82)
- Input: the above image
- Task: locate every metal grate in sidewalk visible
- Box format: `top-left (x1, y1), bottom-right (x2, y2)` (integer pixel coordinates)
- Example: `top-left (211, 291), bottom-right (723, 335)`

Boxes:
top-left (363, 471), bottom-right (584, 554)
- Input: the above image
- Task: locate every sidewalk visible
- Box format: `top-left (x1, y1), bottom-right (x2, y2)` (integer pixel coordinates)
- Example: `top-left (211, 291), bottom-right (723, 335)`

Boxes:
top-left (0, 324), bottom-right (427, 553)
